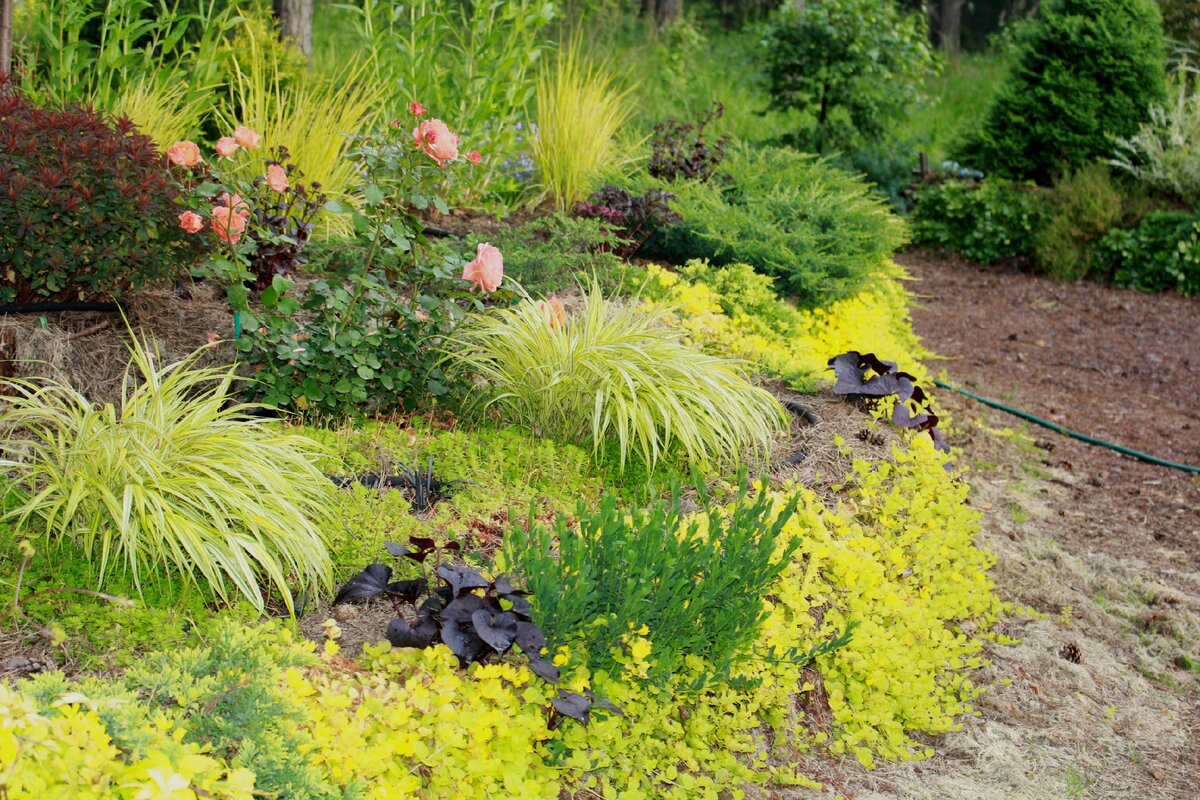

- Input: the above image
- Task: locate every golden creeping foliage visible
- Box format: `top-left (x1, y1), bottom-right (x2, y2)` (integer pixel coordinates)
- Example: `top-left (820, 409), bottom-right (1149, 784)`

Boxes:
top-left (641, 260), bottom-right (929, 391)
top-left (0, 684), bottom-right (255, 799)
top-left (0, 435), bottom-right (999, 796)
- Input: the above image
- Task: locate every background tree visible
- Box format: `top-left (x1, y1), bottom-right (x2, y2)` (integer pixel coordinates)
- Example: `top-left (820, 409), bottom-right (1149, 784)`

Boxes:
top-left (274, 0), bottom-right (313, 57)
top-left (1, 0), bottom-right (14, 77)
top-left (764, 0), bottom-right (937, 151)
top-left (958, 0), bottom-right (1166, 182)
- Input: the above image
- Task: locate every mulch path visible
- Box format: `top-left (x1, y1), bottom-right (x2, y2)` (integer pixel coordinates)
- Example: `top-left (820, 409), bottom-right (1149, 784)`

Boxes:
top-left (897, 249), bottom-right (1200, 583)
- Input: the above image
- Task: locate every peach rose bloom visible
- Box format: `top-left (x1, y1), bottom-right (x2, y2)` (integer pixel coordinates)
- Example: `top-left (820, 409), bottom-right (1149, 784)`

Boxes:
top-left (462, 243), bottom-right (503, 293)
top-left (466, 150), bottom-right (482, 165)
top-left (536, 296), bottom-right (567, 329)
top-left (178, 211), bottom-right (204, 234)
top-left (217, 192), bottom-right (251, 218)
top-left (234, 126), bottom-right (261, 149)
top-left (266, 163), bottom-right (289, 192)
top-left (412, 118), bottom-right (459, 164)
top-left (211, 205), bottom-right (248, 244)
top-left (215, 137), bottom-right (239, 158)
top-left (166, 140), bottom-right (201, 167)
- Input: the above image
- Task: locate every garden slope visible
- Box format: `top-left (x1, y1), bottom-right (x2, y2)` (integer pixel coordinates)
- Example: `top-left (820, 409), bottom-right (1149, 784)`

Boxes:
top-left (833, 250), bottom-right (1200, 799)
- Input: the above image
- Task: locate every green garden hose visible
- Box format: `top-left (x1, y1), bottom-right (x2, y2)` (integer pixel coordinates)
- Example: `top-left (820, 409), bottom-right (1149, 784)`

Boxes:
top-left (932, 379), bottom-right (1200, 474)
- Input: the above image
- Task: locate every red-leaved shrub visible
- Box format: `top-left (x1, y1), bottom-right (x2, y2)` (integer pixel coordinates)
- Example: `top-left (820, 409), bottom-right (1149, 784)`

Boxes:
top-left (0, 77), bottom-right (206, 304)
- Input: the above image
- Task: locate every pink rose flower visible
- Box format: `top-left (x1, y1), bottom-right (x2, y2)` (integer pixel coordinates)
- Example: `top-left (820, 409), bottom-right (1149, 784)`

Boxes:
top-left (266, 163), bottom-right (289, 192)
top-left (233, 126), bottom-right (261, 149)
top-left (535, 296), bottom-right (567, 330)
top-left (462, 242), bottom-right (503, 293)
top-left (178, 211), bottom-right (204, 234)
top-left (409, 101), bottom-right (426, 117)
top-left (466, 150), bottom-right (482, 165)
top-left (412, 118), bottom-right (459, 165)
top-left (211, 205), bottom-right (248, 244)
top-left (218, 192), bottom-right (252, 218)
top-left (166, 140), bottom-right (201, 167)
top-left (215, 137), bottom-right (239, 158)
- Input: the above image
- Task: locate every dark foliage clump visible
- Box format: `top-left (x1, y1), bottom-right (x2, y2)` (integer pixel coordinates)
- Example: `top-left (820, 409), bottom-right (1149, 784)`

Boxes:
top-left (244, 146), bottom-right (326, 289)
top-left (0, 78), bottom-right (206, 303)
top-left (828, 351), bottom-right (948, 451)
top-left (573, 185), bottom-right (681, 257)
top-left (648, 102), bottom-right (731, 183)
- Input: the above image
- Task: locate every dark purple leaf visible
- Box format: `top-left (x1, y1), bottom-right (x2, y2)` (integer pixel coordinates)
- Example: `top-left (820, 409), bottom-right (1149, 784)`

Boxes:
top-left (384, 540), bottom-right (409, 558)
top-left (552, 690), bottom-right (590, 725)
top-left (526, 655), bottom-right (560, 683)
top-left (440, 594), bottom-right (484, 623)
top-left (441, 620), bottom-right (487, 664)
top-left (503, 595), bottom-right (533, 620)
top-left (592, 697), bottom-right (623, 716)
top-left (491, 575), bottom-right (529, 596)
top-left (333, 563), bottom-right (392, 605)
top-left (386, 616), bottom-right (437, 648)
top-left (514, 621), bottom-right (546, 654)
top-left (437, 565), bottom-right (489, 597)
top-left (440, 541), bottom-right (461, 552)
top-left (471, 610), bottom-right (519, 652)
top-left (386, 578), bottom-right (428, 603)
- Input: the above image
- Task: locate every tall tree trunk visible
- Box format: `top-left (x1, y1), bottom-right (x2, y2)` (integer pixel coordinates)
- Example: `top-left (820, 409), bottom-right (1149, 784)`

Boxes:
top-left (654, 0), bottom-right (681, 26)
top-left (0, 0), bottom-right (15, 78)
top-left (274, 0), bottom-right (313, 59)
top-left (939, 0), bottom-right (964, 53)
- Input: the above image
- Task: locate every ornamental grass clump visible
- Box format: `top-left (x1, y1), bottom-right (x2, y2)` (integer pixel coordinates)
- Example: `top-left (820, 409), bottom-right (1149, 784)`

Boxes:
top-left (0, 334), bottom-right (334, 614)
top-left (446, 284), bottom-right (786, 470)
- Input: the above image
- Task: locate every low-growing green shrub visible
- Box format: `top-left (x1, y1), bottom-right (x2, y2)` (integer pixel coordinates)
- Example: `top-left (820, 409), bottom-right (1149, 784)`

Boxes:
top-left (241, 270), bottom-right (468, 417)
top-left (0, 82), bottom-right (205, 303)
top-left (124, 625), bottom-right (334, 798)
top-left (645, 144), bottom-right (906, 306)
top-left (910, 179), bottom-right (1049, 264)
top-left (468, 214), bottom-right (632, 297)
top-left (958, 0), bottom-right (1166, 182)
top-left (503, 482), bottom-right (801, 683)
top-left (1112, 63), bottom-right (1200, 209)
top-left (446, 283), bottom-right (786, 471)
top-left (0, 334), bottom-right (334, 613)
top-left (1034, 164), bottom-right (1125, 280)
top-left (1096, 211), bottom-right (1200, 295)
top-left (763, 0), bottom-right (936, 151)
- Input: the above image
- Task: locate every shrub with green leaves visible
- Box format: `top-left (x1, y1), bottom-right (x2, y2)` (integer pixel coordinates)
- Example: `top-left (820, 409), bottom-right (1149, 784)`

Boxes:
top-left (958, 0), bottom-right (1166, 182)
top-left (0, 334), bottom-right (334, 614)
top-left (1095, 211), bottom-right (1200, 296)
top-left (503, 482), bottom-right (801, 683)
top-left (1034, 164), bottom-right (1125, 280)
top-left (910, 179), bottom-right (1049, 264)
top-left (446, 284), bottom-right (786, 471)
top-left (644, 144), bottom-right (906, 306)
top-left (763, 0), bottom-right (937, 151)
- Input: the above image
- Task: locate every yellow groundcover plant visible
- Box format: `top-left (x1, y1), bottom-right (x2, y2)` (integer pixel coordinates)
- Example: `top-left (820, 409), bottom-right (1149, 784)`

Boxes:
top-left (0, 434), bottom-right (999, 798)
top-left (641, 260), bottom-right (930, 391)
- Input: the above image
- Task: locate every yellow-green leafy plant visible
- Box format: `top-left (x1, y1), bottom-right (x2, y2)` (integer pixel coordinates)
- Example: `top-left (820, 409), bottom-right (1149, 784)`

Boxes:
top-left (446, 284), bottom-right (786, 470)
top-left (641, 261), bottom-right (928, 392)
top-left (533, 38), bottom-right (639, 210)
top-left (0, 334), bottom-right (334, 614)
top-left (0, 433), bottom-right (1003, 798)
top-left (108, 75), bottom-right (210, 148)
top-left (218, 24), bottom-right (385, 233)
